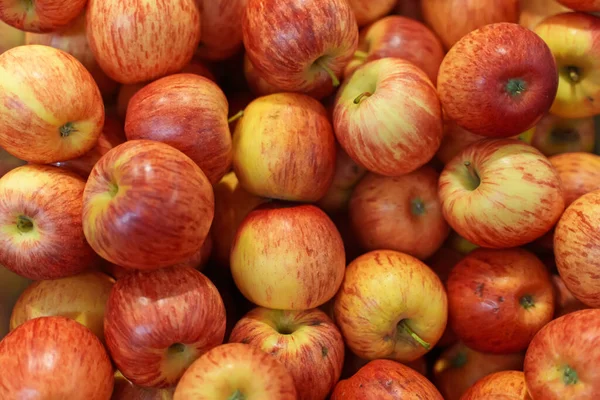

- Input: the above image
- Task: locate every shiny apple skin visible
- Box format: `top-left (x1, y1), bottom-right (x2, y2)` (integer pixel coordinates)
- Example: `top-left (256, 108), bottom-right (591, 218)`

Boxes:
top-left (334, 58), bottom-right (443, 176)
top-left (530, 114), bottom-right (595, 156)
top-left (196, 0), bottom-right (247, 61)
top-left (229, 307), bottom-right (345, 400)
top-left (550, 152), bottom-right (600, 206)
top-left (558, 0), bottom-right (600, 11)
top-left (0, 45), bottom-right (105, 163)
top-left (524, 309), bottom-right (600, 400)
top-left (82, 140), bottom-right (214, 270)
top-left (173, 343), bottom-right (297, 400)
top-left (125, 73), bottom-right (232, 185)
top-left (347, 0), bottom-right (397, 26)
top-left (243, 53), bottom-right (280, 96)
top-left (461, 371), bottom-right (531, 400)
top-left (0, 0), bottom-right (87, 32)
top-left (0, 316), bottom-right (114, 399)
top-left (331, 359), bottom-right (443, 400)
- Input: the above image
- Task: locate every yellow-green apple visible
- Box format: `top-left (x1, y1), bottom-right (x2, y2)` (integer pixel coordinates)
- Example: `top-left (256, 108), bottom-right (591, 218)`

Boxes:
top-left (0, 147), bottom-right (25, 177)
top-left (117, 82), bottom-right (148, 120)
top-left (524, 309), bottom-right (600, 399)
top-left (519, 0), bottom-right (571, 30)
top-left (174, 343), bottom-right (297, 399)
top-left (195, 0), bottom-right (247, 61)
top-left (436, 121), bottom-right (486, 165)
top-left (550, 152), bottom-right (600, 206)
top-left (0, 19), bottom-right (24, 53)
top-left (229, 307), bottom-right (345, 400)
top-left (86, 0), bottom-right (201, 84)
top-left (437, 23), bottom-right (558, 138)
top-left (243, 53), bottom-right (281, 97)
top-left (233, 93), bottom-right (336, 202)
top-left (433, 341), bottom-right (525, 400)
top-left (10, 270), bottom-right (114, 343)
top-left (447, 248), bottom-right (555, 354)
top-left (349, 166), bottom-right (450, 260)
top-left (231, 203), bottom-right (345, 310)
top-left (334, 57), bottom-right (443, 176)
top-left (554, 190), bottom-right (600, 308)
top-left (0, 45), bottom-right (104, 163)
top-left (243, 0), bottom-right (358, 97)
top-left (125, 73), bottom-right (232, 185)
top-left (0, 265), bottom-right (30, 339)
top-left (334, 250), bottom-right (447, 362)
top-left (0, 165), bottom-right (98, 280)
top-left (331, 359), bottom-right (443, 400)
top-left (0, 0), bottom-right (87, 32)
top-left (0, 316), bottom-right (114, 399)
top-left (344, 16), bottom-right (445, 84)
top-left (529, 114), bottom-right (595, 156)
top-left (438, 139), bottom-right (565, 248)
top-left (534, 12), bottom-right (600, 118)
top-left (552, 274), bottom-right (588, 318)
top-left (113, 371), bottom-right (175, 400)
top-left (105, 266), bottom-right (226, 388)
top-left (347, 0), bottom-right (397, 27)
top-left (82, 140), bottom-right (214, 270)
top-left (461, 371), bottom-right (531, 400)
top-left (395, 0), bottom-right (424, 21)
top-left (558, 0), bottom-right (600, 10)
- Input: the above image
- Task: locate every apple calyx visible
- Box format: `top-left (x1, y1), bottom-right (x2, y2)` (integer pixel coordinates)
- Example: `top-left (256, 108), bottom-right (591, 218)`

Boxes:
top-left (59, 122), bottom-right (77, 138)
top-left (228, 110), bottom-right (244, 124)
top-left (228, 389), bottom-right (247, 400)
top-left (167, 342), bottom-right (187, 356)
top-left (519, 294), bottom-right (535, 309)
top-left (353, 92), bottom-right (372, 104)
top-left (398, 320), bottom-right (431, 350)
top-left (314, 57), bottom-right (340, 87)
top-left (16, 215), bottom-right (34, 233)
top-left (108, 182), bottom-right (119, 198)
top-left (563, 365), bottom-right (579, 386)
top-left (450, 351), bottom-right (468, 368)
top-left (565, 66), bottom-right (581, 83)
top-left (505, 78), bottom-right (527, 97)
top-left (354, 50), bottom-right (368, 60)
top-left (463, 161), bottom-right (481, 190)
top-left (410, 198), bottom-right (426, 216)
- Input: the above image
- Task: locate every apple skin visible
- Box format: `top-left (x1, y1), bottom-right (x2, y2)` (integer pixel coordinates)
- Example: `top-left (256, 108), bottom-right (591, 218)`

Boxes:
top-left (82, 140), bottom-right (214, 271)
top-left (334, 58), bottom-right (443, 177)
top-left (534, 13), bottom-right (600, 118)
top-left (125, 73), bottom-right (232, 185)
top-left (112, 371), bottom-right (175, 400)
top-left (395, 0), bottom-right (424, 21)
top-left (558, 0), bottom-right (600, 10)
top-left (349, 166), bottom-right (450, 260)
top-left (0, 165), bottom-right (99, 280)
top-left (0, 0), bottom-right (87, 32)
top-left (529, 114), bottom-right (595, 156)
top-left (0, 146), bottom-right (26, 177)
top-left (341, 350), bottom-right (428, 380)
top-left (86, 0), bottom-right (201, 84)
top-left (229, 307), bottom-right (345, 400)
top-left (439, 139), bottom-right (565, 248)
top-left (334, 250), bottom-right (447, 362)
top-left (233, 93), bottom-right (336, 202)
top-left (243, 53), bottom-right (281, 97)
top-left (347, 0), bottom-right (397, 26)
top-left (331, 359), bottom-right (444, 400)
top-left (524, 309), bottom-right (600, 400)
top-left (0, 316), bottom-right (114, 399)
top-left (195, 0), bottom-right (247, 60)
top-left (421, 0), bottom-right (519, 50)
top-left (461, 371), bottom-right (531, 400)
top-left (231, 203), bottom-right (346, 310)
top-left (433, 341), bottom-right (525, 400)
top-left (552, 274), bottom-right (588, 318)
top-left (117, 83), bottom-right (149, 120)
top-left (344, 16), bottom-right (445, 85)
top-left (436, 121), bottom-right (486, 165)
top-left (0, 19), bottom-right (25, 54)
top-left (243, 0), bottom-right (358, 97)
top-left (519, 0), bottom-right (571, 30)
top-left (0, 45), bottom-right (105, 164)
top-left (437, 23), bottom-right (558, 138)
top-left (550, 152), bottom-right (600, 206)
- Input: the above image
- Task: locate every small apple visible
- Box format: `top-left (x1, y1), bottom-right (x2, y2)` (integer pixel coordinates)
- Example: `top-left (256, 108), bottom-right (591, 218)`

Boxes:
top-left (519, 0), bottom-right (571, 30)
top-left (461, 371), bottom-right (531, 400)
top-left (0, 0), bottom-right (87, 32)
top-left (550, 152), bottom-right (600, 206)
top-left (195, 0), bottom-right (247, 61)
top-left (347, 0), bottom-right (397, 27)
top-left (112, 371), bottom-right (175, 400)
top-left (557, 0), bottom-right (600, 10)
top-left (0, 19), bottom-right (25, 53)
top-left (552, 274), bottom-right (588, 318)
top-left (529, 114), bottom-right (595, 156)
top-left (436, 121), bottom-right (486, 165)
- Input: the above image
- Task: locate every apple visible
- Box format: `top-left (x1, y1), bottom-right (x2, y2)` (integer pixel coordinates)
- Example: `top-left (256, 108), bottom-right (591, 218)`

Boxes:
top-left (421, 0), bottom-right (519, 50)
top-left (227, 91), bottom-right (255, 133)
top-left (334, 58), bottom-right (443, 176)
top-left (125, 73), bottom-right (232, 185)
top-left (437, 23), bottom-right (558, 138)
top-left (117, 82), bottom-right (148, 120)
top-left (173, 343), bottom-right (297, 399)
top-left (519, 0), bottom-right (571, 30)
top-left (0, 0), bottom-right (87, 32)
top-left (529, 114), bottom-right (595, 156)
top-left (395, 0), bottom-right (424, 21)
top-left (524, 309), bottom-right (600, 399)
top-left (232, 93), bottom-right (336, 202)
top-left (436, 121), bottom-right (487, 165)
top-left (433, 341), bottom-right (525, 400)
top-left (0, 316), bottom-right (114, 399)
top-left (195, 0), bottom-right (247, 61)
top-left (82, 140), bottom-right (214, 270)
top-left (347, 0), bottom-right (397, 27)
top-left (349, 166), bottom-right (450, 260)
top-left (105, 266), bottom-right (226, 388)
top-left (447, 248), bottom-right (555, 354)
top-left (461, 371), bottom-right (531, 400)
top-left (334, 250), bottom-right (447, 362)
top-left (0, 146), bottom-right (26, 177)
top-left (331, 359), bottom-right (443, 400)
top-left (229, 307), bottom-right (345, 400)
top-left (557, 0), bottom-right (600, 10)
top-left (86, 0), bottom-right (201, 84)
top-left (438, 139), bottom-right (565, 248)
top-left (446, 231), bottom-right (479, 255)
top-left (0, 19), bottom-right (25, 53)
top-left (0, 45), bottom-right (104, 163)
top-left (243, 53), bottom-right (281, 96)
top-left (179, 57), bottom-right (216, 82)
top-left (231, 203), bottom-right (346, 310)
top-left (0, 265), bottom-right (31, 339)
top-left (550, 152), bottom-right (600, 206)
top-left (344, 16), bottom-right (445, 85)
top-left (113, 371), bottom-right (175, 400)
top-left (341, 350), bottom-right (429, 380)
top-left (552, 274), bottom-right (589, 318)
top-left (554, 190), bottom-right (600, 308)
top-left (534, 12), bottom-right (600, 118)
top-left (243, 0), bottom-right (358, 97)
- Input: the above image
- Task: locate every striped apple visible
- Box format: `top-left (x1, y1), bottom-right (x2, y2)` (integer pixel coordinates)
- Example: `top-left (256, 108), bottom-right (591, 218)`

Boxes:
top-left (0, 0), bottom-right (87, 32)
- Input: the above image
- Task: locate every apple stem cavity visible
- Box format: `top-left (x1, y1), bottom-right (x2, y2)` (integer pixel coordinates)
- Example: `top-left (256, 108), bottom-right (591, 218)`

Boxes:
top-left (451, 351), bottom-right (468, 368)
top-left (566, 66), bottom-right (581, 83)
top-left (315, 58), bottom-right (340, 87)
top-left (551, 128), bottom-right (579, 143)
top-left (228, 389), bottom-right (246, 400)
top-left (463, 161), bottom-right (481, 190)
top-left (16, 215), bottom-right (33, 233)
top-left (505, 78), bottom-right (527, 97)
top-left (167, 343), bottom-right (186, 356)
top-left (108, 182), bottom-right (119, 198)
top-left (59, 122), bottom-right (77, 138)
top-left (398, 320), bottom-right (430, 350)
top-left (353, 92), bottom-right (372, 104)
top-left (563, 365), bottom-right (579, 385)
top-left (519, 294), bottom-right (535, 309)
top-left (411, 198), bottom-right (426, 216)
top-left (354, 50), bottom-right (369, 60)
top-left (228, 110), bottom-right (244, 124)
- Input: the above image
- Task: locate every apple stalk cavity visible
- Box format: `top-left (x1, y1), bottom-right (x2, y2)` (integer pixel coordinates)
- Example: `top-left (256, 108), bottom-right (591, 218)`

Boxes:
top-left (16, 215), bottom-right (33, 233)
top-left (398, 320), bottom-right (431, 350)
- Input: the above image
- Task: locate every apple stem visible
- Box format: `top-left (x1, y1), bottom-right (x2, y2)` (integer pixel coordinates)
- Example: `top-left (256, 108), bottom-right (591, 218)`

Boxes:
top-left (463, 161), bottom-right (481, 189)
top-left (16, 215), bottom-right (33, 233)
top-left (108, 182), bottom-right (119, 198)
top-left (353, 92), bottom-right (372, 104)
top-left (228, 389), bottom-right (246, 400)
top-left (59, 122), bottom-right (77, 138)
top-left (410, 198), bottom-right (426, 215)
top-left (567, 66), bottom-right (580, 83)
top-left (315, 59), bottom-right (340, 87)
top-left (354, 50), bottom-right (369, 60)
top-left (520, 294), bottom-right (535, 309)
top-left (399, 320), bottom-right (430, 350)
top-left (228, 110), bottom-right (244, 124)
top-left (563, 366), bottom-right (578, 385)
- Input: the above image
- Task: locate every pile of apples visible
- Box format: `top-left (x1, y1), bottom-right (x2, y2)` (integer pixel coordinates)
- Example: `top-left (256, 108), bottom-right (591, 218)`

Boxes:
top-left (1, 0), bottom-right (600, 399)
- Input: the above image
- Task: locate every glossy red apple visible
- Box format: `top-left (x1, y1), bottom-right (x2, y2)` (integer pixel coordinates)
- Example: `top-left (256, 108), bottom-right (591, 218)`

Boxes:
top-left (395, 0), bottom-right (424, 21)
top-left (552, 274), bottom-right (588, 318)
top-left (0, 0), bottom-right (87, 32)
top-left (243, 53), bottom-right (281, 97)
top-left (550, 152), bottom-right (600, 206)
top-left (196, 0), bottom-right (247, 60)
top-left (529, 114), bottom-right (595, 156)
top-left (461, 370), bottom-right (531, 400)
top-left (0, 266), bottom-right (30, 339)
top-left (347, 0), bottom-right (397, 26)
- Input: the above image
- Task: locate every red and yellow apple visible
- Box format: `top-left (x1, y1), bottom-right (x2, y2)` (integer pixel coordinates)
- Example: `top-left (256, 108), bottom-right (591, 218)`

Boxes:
top-left (195, 0), bottom-right (247, 61)
top-left (519, 0), bottom-right (571, 30)
top-left (347, 0), bottom-right (397, 27)
top-left (461, 370), bottom-right (531, 400)
top-left (557, 0), bottom-right (600, 10)
top-left (243, 53), bottom-right (281, 97)
top-left (0, 147), bottom-right (25, 177)
top-left (0, 0), bottom-right (87, 32)
top-left (550, 152), bottom-right (600, 206)
top-left (112, 371), bottom-right (175, 400)
top-left (341, 350), bottom-right (428, 380)
top-left (529, 114), bottom-right (595, 156)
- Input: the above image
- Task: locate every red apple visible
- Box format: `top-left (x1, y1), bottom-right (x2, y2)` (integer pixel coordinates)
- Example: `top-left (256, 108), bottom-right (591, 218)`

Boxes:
top-left (112, 371), bottom-right (175, 400)
top-left (0, 316), bottom-right (114, 399)
top-left (86, 0), bottom-right (201, 84)
top-left (0, 45), bottom-right (104, 163)
top-left (557, 0), bottom-right (600, 10)
top-left (0, 0), bottom-right (87, 32)
top-left (334, 57), bottom-right (443, 176)
top-left (243, 53), bottom-right (281, 96)
top-left (174, 343), bottom-right (297, 399)
top-left (519, 0), bottom-right (571, 31)
top-left (341, 350), bottom-right (429, 380)
top-left (233, 93), bottom-right (336, 202)
top-left (117, 82), bottom-right (148, 120)
top-left (231, 203), bottom-right (346, 310)
top-left (179, 57), bottom-right (216, 82)
top-left (82, 140), bottom-right (214, 270)
top-left (125, 73), bottom-right (232, 185)
top-left (447, 248), bottom-right (555, 354)
top-left (196, 0), bottom-right (247, 61)
top-left (438, 139), bottom-right (565, 248)
top-left (229, 307), bottom-right (345, 400)
top-left (529, 114), bottom-right (595, 156)
top-left (550, 152), bottom-right (600, 206)
top-left (524, 309), bottom-right (600, 399)
top-left (0, 19), bottom-right (25, 53)
top-left (0, 146), bottom-right (25, 177)
top-left (331, 359), bottom-right (443, 400)
top-left (395, 0), bottom-right (424, 21)
top-left (461, 371), bottom-right (531, 400)
top-left (344, 16), bottom-right (445, 85)
top-left (0, 265), bottom-right (30, 339)
top-left (552, 274), bottom-right (588, 318)
top-left (347, 0), bottom-right (397, 26)
top-left (436, 121), bottom-right (486, 165)
top-left (243, 0), bottom-right (358, 97)
top-left (437, 23), bottom-right (558, 138)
